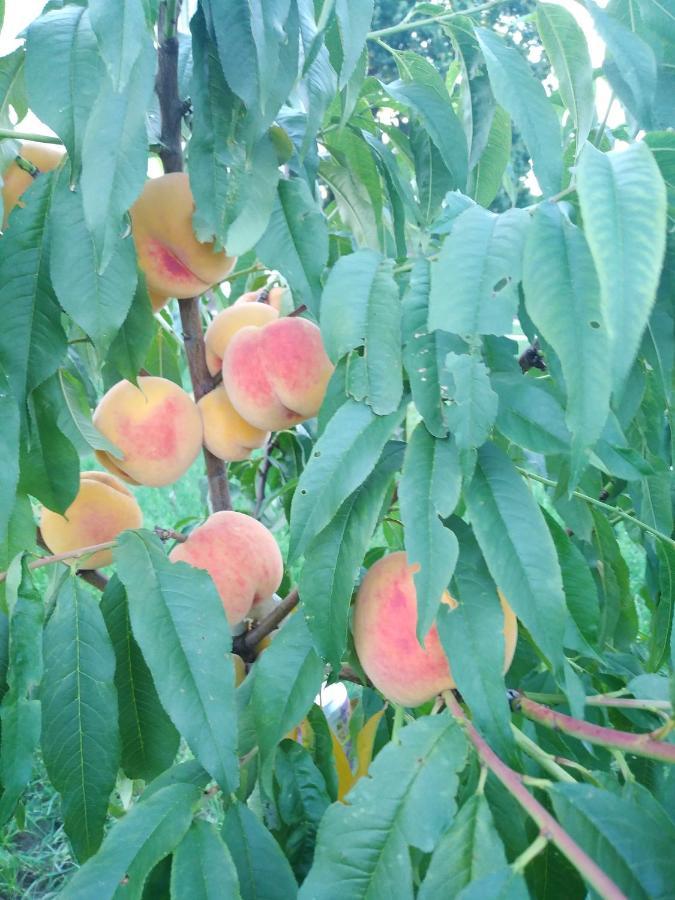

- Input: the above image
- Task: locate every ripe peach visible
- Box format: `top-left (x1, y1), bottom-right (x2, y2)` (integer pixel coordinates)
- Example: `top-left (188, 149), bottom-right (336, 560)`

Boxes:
top-left (197, 385), bottom-right (269, 461)
top-left (148, 286), bottom-right (171, 312)
top-left (169, 511), bottom-right (283, 625)
top-left (2, 141), bottom-right (64, 227)
top-left (234, 286), bottom-right (285, 313)
top-left (204, 303), bottom-right (279, 377)
top-left (93, 376), bottom-right (203, 487)
top-left (130, 173), bottom-right (237, 299)
top-left (40, 471), bottom-right (142, 569)
top-left (353, 552), bottom-right (518, 707)
top-left (222, 317), bottom-right (334, 431)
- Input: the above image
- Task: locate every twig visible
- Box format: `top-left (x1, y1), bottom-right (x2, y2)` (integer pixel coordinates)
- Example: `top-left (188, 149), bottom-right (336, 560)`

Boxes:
top-left (288, 304), bottom-right (308, 318)
top-left (155, 0), bottom-right (232, 513)
top-left (153, 527), bottom-right (188, 544)
top-left (253, 437), bottom-right (278, 519)
top-left (233, 587), bottom-right (300, 655)
top-left (368, 0), bottom-right (509, 38)
top-left (0, 129), bottom-right (62, 144)
top-left (78, 570), bottom-right (110, 591)
top-left (515, 467), bottom-right (675, 549)
top-left (444, 692), bottom-right (627, 900)
top-left (511, 725), bottom-right (578, 783)
top-left (513, 694), bottom-right (675, 765)
top-left (525, 691), bottom-right (672, 712)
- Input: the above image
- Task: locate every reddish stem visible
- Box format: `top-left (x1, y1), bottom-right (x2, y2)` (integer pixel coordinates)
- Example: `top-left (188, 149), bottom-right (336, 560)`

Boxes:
top-left (515, 695), bottom-right (675, 765)
top-left (444, 692), bottom-right (627, 900)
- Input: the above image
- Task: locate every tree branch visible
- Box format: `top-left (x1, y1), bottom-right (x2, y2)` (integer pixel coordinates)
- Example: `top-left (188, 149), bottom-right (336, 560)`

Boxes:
top-left (233, 587), bottom-right (300, 656)
top-left (155, 0), bottom-right (232, 512)
top-left (253, 437), bottom-right (278, 519)
top-left (513, 694), bottom-right (675, 765)
top-left (444, 692), bottom-right (627, 900)
top-left (367, 0), bottom-right (509, 39)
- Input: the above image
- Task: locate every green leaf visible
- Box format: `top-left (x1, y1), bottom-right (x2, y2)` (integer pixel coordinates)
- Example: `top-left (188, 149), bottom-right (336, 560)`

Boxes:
top-left (0, 559), bottom-right (44, 827)
top-left (57, 369), bottom-right (121, 457)
top-left (402, 257), bottom-right (459, 438)
top-left (443, 353), bottom-right (498, 451)
top-left (536, 2), bottom-right (594, 147)
top-left (384, 77), bottom-right (468, 192)
top-left (89, 0), bottom-right (148, 92)
top-left (324, 127), bottom-right (384, 249)
top-left (475, 27), bottom-right (562, 196)
top-left (0, 496), bottom-right (35, 612)
top-left (49, 167), bottom-right (138, 353)
top-left (418, 793), bottom-right (508, 900)
top-left (252, 613), bottom-right (324, 785)
top-left (0, 171), bottom-right (67, 409)
top-left (299, 442), bottom-right (402, 673)
top-left (399, 425), bottom-right (460, 638)
top-left (551, 783), bottom-right (675, 900)
top-left (171, 819), bottom-right (241, 900)
top-left (457, 867), bottom-right (529, 899)
top-left (115, 530), bottom-right (238, 793)
top-left (335, 0), bottom-right (374, 88)
top-left (80, 32), bottom-right (155, 268)
top-left (438, 518), bottom-right (515, 761)
top-left (321, 250), bottom-right (402, 414)
top-left (298, 2), bottom-right (337, 154)
top-left (0, 371), bottom-right (20, 544)
top-left (469, 106), bottom-right (511, 208)
top-left (100, 575), bottom-right (179, 783)
top-left (60, 783), bottom-right (200, 900)
top-left (273, 739), bottom-right (331, 882)
top-left (0, 47), bottom-right (26, 127)
top-left (104, 278), bottom-right (156, 385)
top-left (289, 398), bottom-right (405, 560)
top-left (257, 178), bottom-right (328, 315)
top-left (591, 508), bottom-right (637, 648)
top-left (464, 442), bottom-right (567, 672)
top-left (523, 203), bottom-right (611, 484)
top-left (429, 205), bottom-right (529, 336)
top-left (411, 125), bottom-right (457, 224)
top-left (492, 373), bottom-right (570, 455)
top-left (41, 576), bottom-right (119, 861)
top-left (645, 132), bottom-right (675, 224)
top-left (24, 6), bottom-right (104, 180)
top-left (19, 375), bottom-right (80, 515)
top-left (576, 142), bottom-right (667, 395)
top-left (222, 801), bottom-right (298, 900)
top-left (299, 715), bottom-right (467, 899)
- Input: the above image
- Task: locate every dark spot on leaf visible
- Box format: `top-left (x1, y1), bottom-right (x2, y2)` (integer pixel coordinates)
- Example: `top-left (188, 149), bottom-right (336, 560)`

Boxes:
top-left (589, 320), bottom-right (600, 329)
top-left (492, 277), bottom-right (510, 294)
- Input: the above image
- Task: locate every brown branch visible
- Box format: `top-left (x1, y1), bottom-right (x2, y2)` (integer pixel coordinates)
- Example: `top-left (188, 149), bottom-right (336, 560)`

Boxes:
top-left (233, 587), bottom-right (300, 656)
top-left (444, 692), bottom-right (627, 900)
top-left (288, 304), bottom-right (308, 318)
top-left (514, 694), bottom-right (675, 765)
top-left (155, 0), bottom-right (231, 513)
top-left (253, 437), bottom-right (278, 519)
top-left (78, 569), bottom-right (109, 591)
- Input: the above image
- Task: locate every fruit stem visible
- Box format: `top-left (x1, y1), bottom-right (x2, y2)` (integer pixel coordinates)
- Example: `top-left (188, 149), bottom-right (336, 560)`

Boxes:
top-left (443, 692), bottom-right (627, 900)
top-left (512, 833), bottom-right (549, 874)
top-left (513, 694), bottom-right (675, 765)
top-left (511, 725), bottom-right (578, 783)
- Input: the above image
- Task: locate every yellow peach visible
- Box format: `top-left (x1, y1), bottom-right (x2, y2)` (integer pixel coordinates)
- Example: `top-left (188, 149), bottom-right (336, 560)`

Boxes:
top-left (204, 303), bottom-right (279, 377)
top-left (197, 385), bottom-right (269, 461)
top-left (234, 286), bottom-right (285, 313)
top-left (2, 141), bottom-right (64, 227)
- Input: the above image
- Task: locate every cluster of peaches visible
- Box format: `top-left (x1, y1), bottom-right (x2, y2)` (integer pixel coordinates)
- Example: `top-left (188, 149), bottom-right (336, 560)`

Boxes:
top-left (7, 143), bottom-right (518, 706)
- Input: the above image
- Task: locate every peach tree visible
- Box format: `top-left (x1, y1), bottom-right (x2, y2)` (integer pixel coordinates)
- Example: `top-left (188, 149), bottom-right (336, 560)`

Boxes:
top-left (0, 0), bottom-right (673, 897)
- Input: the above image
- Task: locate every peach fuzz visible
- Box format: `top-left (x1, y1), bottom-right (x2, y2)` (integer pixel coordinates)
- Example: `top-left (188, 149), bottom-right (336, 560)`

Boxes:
top-left (169, 511), bottom-right (283, 625)
top-left (197, 385), bottom-right (269, 461)
top-left (234, 286), bottom-right (285, 313)
top-left (40, 471), bottom-right (142, 569)
top-left (353, 551), bottom-right (518, 708)
top-left (130, 172), bottom-right (237, 299)
top-left (222, 317), bottom-right (334, 431)
top-left (2, 141), bottom-right (64, 227)
top-left (204, 303), bottom-right (279, 377)
top-left (93, 376), bottom-right (203, 487)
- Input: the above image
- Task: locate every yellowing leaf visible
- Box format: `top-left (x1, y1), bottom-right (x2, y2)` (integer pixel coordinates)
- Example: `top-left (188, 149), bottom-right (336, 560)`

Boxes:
top-left (354, 709), bottom-right (386, 782)
top-left (330, 728), bottom-right (354, 801)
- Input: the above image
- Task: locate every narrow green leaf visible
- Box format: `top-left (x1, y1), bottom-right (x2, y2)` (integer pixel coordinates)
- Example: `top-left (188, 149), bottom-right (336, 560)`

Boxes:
top-left (0, 559), bottom-right (44, 826)
top-left (298, 2), bottom-right (337, 154)
top-left (49, 167), bottom-right (138, 353)
top-left (475, 27), bottom-right (562, 196)
top-left (289, 398), bottom-right (405, 560)
top-left (399, 425), bottom-right (460, 637)
top-left (115, 530), bottom-right (238, 793)
top-left (523, 202), bottom-right (611, 483)
top-left (429, 205), bottom-right (529, 336)
top-left (60, 783), bottom-right (200, 900)
top-left (319, 156), bottom-right (382, 251)
top-left (335, 0), bottom-right (374, 87)
top-left (576, 142), bottom-right (667, 394)
top-left (257, 178), bottom-right (328, 315)
top-left (0, 496), bottom-right (35, 611)
top-left (41, 576), bottom-right (120, 861)
top-left (24, 6), bottom-right (104, 179)
top-left (324, 127), bottom-right (384, 249)
top-left (645, 132), bottom-right (675, 224)
top-left (0, 47), bottom-right (25, 125)
top-left (100, 575), bottom-right (179, 782)
top-left (551, 783), bottom-right (675, 900)
top-left (171, 819), bottom-right (241, 900)
top-left (58, 369), bottom-right (121, 457)
top-left (469, 105), bottom-right (511, 208)
top-left (438, 518), bottom-right (515, 761)
top-left (443, 353), bottom-right (498, 451)
top-left (457, 867), bottom-right (529, 899)
top-left (321, 250), bottom-right (402, 414)
top-left (89, 0), bottom-right (148, 91)
top-left (299, 715), bottom-right (467, 899)
top-left (464, 442), bottom-right (567, 672)
top-left (492, 373), bottom-right (570, 455)
top-left (0, 171), bottom-right (67, 408)
top-left (300, 442), bottom-right (402, 673)
top-left (141, 759), bottom-right (210, 803)
top-left (222, 801), bottom-right (298, 900)
top-left (536, 2), bottom-right (594, 146)
top-left (104, 278), bottom-right (156, 385)
top-left (0, 371), bottom-right (20, 544)
top-left (418, 793), bottom-right (508, 900)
